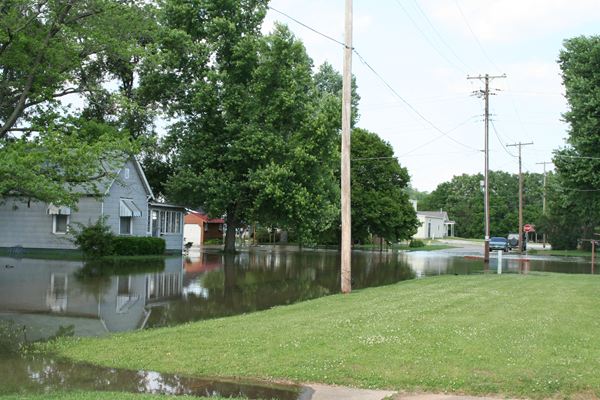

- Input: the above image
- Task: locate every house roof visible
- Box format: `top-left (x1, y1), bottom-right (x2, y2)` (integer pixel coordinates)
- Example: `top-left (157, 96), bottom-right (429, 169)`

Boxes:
top-left (70, 157), bottom-right (154, 200)
top-left (102, 157), bottom-right (154, 200)
top-left (149, 201), bottom-right (186, 210)
top-left (417, 211), bottom-right (450, 221)
top-left (184, 210), bottom-right (224, 224)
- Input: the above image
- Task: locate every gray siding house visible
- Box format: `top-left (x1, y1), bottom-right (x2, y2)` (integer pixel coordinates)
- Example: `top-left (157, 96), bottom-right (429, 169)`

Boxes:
top-left (0, 158), bottom-right (185, 253)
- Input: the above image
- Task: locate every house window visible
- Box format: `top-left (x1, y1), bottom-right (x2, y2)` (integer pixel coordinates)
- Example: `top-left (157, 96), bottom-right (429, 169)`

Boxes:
top-left (120, 216), bottom-right (132, 235)
top-left (157, 210), bottom-right (182, 234)
top-left (53, 215), bottom-right (69, 234)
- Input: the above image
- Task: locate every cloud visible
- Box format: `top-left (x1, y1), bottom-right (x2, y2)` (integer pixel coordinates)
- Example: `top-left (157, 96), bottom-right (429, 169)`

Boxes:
top-left (426, 0), bottom-right (600, 43)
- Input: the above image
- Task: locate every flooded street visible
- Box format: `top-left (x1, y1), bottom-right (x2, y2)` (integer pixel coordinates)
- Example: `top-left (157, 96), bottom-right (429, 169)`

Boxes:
top-left (0, 246), bottom-right (596, 398)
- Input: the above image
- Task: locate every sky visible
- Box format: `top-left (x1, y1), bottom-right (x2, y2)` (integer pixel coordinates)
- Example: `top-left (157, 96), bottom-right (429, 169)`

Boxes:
top-left (262, 0), bottom-right (600, 192)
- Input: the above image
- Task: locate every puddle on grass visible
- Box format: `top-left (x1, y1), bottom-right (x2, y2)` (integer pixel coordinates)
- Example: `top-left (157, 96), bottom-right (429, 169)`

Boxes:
top-left (0, 353), bottom-right (306, 400)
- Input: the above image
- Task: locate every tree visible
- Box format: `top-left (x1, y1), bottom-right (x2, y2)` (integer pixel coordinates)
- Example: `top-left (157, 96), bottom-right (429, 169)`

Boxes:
top-left (153, 1), bottom-right (340, 252)
top-left (350, 128), bottom-right (418, 243)
top-left (313, 62), bottom-right (360, 127)
top-left (0, 0), bottom-right (152, 205)
top-left (420, 171), bottom-right (544, 239)
top-left (548, 35), bottom-right (600, 248)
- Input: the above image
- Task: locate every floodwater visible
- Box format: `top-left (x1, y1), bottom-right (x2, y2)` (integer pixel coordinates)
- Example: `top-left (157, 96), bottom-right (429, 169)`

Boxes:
top-left (0, 246), bottom-right (596, 398)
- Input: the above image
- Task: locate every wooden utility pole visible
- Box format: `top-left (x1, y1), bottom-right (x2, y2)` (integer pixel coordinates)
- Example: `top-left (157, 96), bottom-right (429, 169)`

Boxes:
top-left (340, 0), bottom-right (353, 294)
top-left (467, 73), bottom-right (506, 262)
top-left (507, 141), bottom-right (534, 254)
top-left (536, 161), bottom-right (552, 248)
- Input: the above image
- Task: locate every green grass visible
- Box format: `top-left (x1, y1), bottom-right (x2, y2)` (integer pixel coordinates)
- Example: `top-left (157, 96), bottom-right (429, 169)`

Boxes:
top-left (0, 248), bottom-right (84, 260)
top-left (43, 274), bottom-right (600, 399)
top-left (0, 248), bottom-right (179, 262)
top-left (528, 248), bottom-right (594, 257)
top-left (446, 237), bottom-right (484, 243)
top-left (392, 243), bottom-right (457, 252)
top-left (0, 392), bottom-right (239, 400)
top-left (352, 241), bottom-right (456, 252)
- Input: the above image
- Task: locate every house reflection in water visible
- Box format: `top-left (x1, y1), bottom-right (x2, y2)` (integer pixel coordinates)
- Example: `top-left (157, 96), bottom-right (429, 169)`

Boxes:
top-left (0, 256), bottom-right (184, 341)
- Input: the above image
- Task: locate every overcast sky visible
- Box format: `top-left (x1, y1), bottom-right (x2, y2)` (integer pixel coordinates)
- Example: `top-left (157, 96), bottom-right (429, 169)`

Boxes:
top-left (263, 0), bottom-right (600, 192)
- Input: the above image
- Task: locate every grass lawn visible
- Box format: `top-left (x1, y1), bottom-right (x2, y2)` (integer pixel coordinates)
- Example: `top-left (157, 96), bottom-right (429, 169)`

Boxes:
top-left (528, 249), bottom-right (594, 257)
top-left (0, 392), bottom-right (237, 400)
top-left (43, 274), bottom-right (600, 399)
top-left (392, 243), bottom-right (457, 252)
top-left (0, 247), bottom-right (179, 262)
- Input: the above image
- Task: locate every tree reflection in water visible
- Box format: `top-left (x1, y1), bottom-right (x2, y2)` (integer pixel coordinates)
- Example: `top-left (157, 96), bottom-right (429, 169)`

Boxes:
top-left (146, 249), bottom-right (415, 328)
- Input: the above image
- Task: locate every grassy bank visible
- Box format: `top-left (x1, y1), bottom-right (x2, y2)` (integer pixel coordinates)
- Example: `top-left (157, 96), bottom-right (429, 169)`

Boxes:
top-left (352, 242), bottom-right (457, 252)
top-left (392, 243), bottom-right (457, 252)
top-left (0, 247), bottom-right (179, 262)
top-left (0, 393), bottom-right (237, 400)
top-left (44, 274), bottom-right (600, 399)
top-left (528, 248), bottom-right (593, 257)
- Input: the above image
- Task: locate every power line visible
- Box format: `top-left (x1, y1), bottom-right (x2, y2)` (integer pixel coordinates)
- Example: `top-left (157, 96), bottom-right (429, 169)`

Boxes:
top-left (352, 156), bottom-right (397, 161)
top-left (398, 115), bottom-right (480, 156)
top-left (490, 120), bottom-right (517, 158)
top-left (453, 0), bottom-right (502, 74)
top-left (269, 6), bottom-right (480, 153)
top-left (555, 153), bottom-right (600, 160)
top-left (410, 0), bottom-right (472, 72)
top-left (353, 50), bottom-right (479, 151)
top-left (562, 187), bottom-right (600, 192)
top-left (392, 0), bottom-right (467, 74)
top-left (268, 6), bottom-right (347, 48)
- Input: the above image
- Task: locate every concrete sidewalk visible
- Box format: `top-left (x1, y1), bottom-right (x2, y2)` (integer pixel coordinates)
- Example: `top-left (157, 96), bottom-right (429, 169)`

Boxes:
top-left (302, 384), bottom-right (513, 400)
top-left (303, 383), bottom-right (395, 400)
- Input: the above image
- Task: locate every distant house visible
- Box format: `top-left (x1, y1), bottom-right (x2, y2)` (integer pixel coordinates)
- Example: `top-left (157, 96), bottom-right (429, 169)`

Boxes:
top-left (0, 158), bottom-right (185, 253)
top-left (183, 210), bottom-right (224, 246)
top-left (410, 200), bottom-right (455, 239)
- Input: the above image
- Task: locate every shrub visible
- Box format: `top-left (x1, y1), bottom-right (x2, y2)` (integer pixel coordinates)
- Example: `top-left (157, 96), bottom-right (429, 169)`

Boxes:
top-left (204, 238), bottom-right (223, 245)
top-left (112, 236), bottom-right (166, 256)
top-left (409, 239), bottom-right (425, 248)
top-left (72, 218), bottom-right (114, 257)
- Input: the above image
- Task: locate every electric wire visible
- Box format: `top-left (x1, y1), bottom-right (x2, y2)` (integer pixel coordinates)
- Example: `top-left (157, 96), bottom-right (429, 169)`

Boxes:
top-left (554, 154), bottom-right (600, 160)
top-left (353, 49), bottom-right (480, 152)
top-left (267, 6), bottom-right (347, 47)
top-left (392, 0), bottom-right (467, 75)
top-left (268, 5), bottom-right (481, 153)
top-left (397, 115), bottom-right (481, 156)
top-left (410, 0), bottom-right (472, 72)
top-left (490, 120), bottom-right (517, 158)
top-left (453, 0), bottom-right (502, 74)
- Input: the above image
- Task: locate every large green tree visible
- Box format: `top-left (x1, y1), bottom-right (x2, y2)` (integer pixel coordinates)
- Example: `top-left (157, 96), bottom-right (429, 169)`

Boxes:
top-left (0, 0), bottom-right (152, 205)
top-left (548, 36), bottom-right (600, 248)
top-left (420, 171), bottom-right (544, 238)
top-left (351, 128), bottom-right (418, 243)
top-left (153, 1), bottom-right (340, 252)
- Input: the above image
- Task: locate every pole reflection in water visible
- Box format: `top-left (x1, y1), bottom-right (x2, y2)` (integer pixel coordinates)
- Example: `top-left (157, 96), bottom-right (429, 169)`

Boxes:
top-left (146, 250), bottom-right (415, 328)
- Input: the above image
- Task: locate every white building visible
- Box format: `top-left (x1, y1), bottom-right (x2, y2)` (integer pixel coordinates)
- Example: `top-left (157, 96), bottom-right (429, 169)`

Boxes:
top-left (411, 201), bottom-right (455, 239)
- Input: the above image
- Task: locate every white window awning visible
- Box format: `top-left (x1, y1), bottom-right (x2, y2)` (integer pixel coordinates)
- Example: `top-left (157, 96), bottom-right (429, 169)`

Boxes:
top-left (120, 199), bottom-right (142, 217)
top-left (47, 204), bottom-right (71, 215)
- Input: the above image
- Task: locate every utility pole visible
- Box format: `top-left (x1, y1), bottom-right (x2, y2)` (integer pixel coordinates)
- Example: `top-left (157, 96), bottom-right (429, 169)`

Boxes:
top-left (507, 141), bottom-right (534, 254)
top-left (536, 161), bottom-right (552, 248)
top-left (467, 73), bottom-right (506, 262)
top-left (340, 0), bottom-right (353, 294)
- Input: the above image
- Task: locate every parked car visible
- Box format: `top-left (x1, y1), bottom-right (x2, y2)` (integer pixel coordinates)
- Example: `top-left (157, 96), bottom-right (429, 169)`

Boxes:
top-left (507, 233), bottom-right (526, 251)
top-left (489, 237), bottom-right (510, 251)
